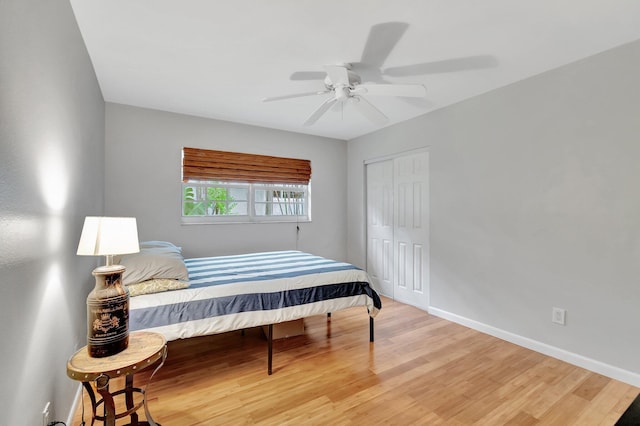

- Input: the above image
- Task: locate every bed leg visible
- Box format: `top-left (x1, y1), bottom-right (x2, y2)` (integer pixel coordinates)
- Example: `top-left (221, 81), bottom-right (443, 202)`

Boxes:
top-left (268, 324), bottom-right (273, 375)
top-left (369, 317), bottom-right (374, 342)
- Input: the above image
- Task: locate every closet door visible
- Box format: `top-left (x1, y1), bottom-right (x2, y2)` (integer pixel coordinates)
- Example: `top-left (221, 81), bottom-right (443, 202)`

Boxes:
top-left (366, 150), bottom-right (429, 311)
top-left (366, 159), bottom-right (394, 297)
top-left (393, 151), bottom-right (429, 310)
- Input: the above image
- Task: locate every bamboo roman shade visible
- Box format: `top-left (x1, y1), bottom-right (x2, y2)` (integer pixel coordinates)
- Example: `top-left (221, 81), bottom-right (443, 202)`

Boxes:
top-left (182, 147), bottom-right (312, 184)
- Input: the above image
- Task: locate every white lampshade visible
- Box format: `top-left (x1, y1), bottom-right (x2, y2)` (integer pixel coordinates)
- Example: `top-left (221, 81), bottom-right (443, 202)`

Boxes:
top-left (77, 217), bottom-right (140, 257)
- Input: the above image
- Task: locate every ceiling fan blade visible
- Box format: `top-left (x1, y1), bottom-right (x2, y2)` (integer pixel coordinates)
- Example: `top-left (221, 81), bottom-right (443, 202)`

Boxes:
top-left (262, 90), bottom-right (329, 102)
top-left (355, 83), bottom-right (426, 98)
top-left (303, 97), bottom-right (338, 126)
top-left (290, 71), bottom-right (326, 81)
top-left (289, 71), bottom-right (327, 80)
top-left (383, 55), bottom-right (498, 77)
top-left (350, 96), bottom-right (388, 124)
top-left (360, 22), bottom-right (409, 68)
top-left (324, 65), bottom-right (350, 86)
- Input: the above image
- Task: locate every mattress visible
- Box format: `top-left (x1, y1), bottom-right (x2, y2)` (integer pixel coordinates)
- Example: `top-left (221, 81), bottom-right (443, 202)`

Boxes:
top-left (129, 250), bottom-right (381, 341)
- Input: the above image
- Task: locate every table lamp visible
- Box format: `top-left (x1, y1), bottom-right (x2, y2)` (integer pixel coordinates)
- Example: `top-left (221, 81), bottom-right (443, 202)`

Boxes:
top-left (77, 217), bottom-right (139, 357)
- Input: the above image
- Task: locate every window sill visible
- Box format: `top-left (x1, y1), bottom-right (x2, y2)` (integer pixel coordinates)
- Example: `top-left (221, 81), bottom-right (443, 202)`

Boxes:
top-left (181, 217), bottom-right (311, 225)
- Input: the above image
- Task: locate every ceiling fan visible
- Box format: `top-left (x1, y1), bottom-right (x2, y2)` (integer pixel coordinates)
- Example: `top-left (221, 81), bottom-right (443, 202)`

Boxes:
top-left (262, 63), bottom-right (427, 126)
top-left (263, 22), bottom-right (497, 126)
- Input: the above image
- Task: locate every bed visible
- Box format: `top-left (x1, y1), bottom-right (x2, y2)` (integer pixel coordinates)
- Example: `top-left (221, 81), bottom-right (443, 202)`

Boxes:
top-left (121, 244), bottom-right (381, 374)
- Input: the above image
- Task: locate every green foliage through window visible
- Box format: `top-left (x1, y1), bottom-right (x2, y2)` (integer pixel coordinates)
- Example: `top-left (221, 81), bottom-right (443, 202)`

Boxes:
top-left (183, 186), bottom-right (238, 216)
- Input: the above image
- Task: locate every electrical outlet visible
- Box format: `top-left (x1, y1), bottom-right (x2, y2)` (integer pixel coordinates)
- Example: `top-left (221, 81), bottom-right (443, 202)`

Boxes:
top-left (552, 307), bottom-right (566, 325)
top-left (42, 401), bottom-right (51, 426)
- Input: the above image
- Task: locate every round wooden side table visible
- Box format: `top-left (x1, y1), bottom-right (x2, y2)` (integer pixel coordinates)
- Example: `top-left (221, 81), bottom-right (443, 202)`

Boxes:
top-left (67, 331), bottom-right (167, 426)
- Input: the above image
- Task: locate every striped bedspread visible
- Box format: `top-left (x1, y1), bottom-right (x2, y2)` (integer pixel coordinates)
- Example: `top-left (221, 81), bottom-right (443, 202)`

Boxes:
top-left (129, 251), bottom-right (382, 341)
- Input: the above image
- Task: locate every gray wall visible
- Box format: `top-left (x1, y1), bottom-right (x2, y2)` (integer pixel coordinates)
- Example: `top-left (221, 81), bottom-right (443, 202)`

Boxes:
top-left (348, 40), bottom-right (640, 383)
top-left (105, 103), bottom-right (348, 260)
top-left (0, 0), bottom-right (105, 424)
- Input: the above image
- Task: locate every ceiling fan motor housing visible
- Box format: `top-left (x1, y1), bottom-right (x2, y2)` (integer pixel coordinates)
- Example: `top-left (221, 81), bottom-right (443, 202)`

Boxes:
top-left (324, 70), bottom-right (361, 90)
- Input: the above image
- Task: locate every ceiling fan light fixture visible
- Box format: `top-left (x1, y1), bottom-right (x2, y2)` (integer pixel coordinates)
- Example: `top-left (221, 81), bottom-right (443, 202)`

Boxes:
top-left (335, 86), bottom-right (350, 101)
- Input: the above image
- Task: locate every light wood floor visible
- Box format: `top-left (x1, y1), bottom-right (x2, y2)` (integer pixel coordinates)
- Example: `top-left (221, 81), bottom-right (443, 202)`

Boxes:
top-left (71, 297), bottom-right (638, 425)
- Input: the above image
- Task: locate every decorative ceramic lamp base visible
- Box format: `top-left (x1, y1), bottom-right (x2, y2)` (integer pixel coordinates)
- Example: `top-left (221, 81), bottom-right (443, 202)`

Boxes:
top-left (87, 265), bottom-right (130, 358)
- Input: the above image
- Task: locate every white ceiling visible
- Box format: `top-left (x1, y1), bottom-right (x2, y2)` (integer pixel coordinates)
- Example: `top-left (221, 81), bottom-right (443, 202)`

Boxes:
top-left (70, 1), bottom-right (640, 141)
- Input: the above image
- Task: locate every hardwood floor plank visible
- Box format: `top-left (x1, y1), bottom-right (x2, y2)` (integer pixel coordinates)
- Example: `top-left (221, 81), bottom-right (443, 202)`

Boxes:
top-left (70, 297), bottom-right (637, 425)
top-left (573, 374), bottom-right (613, 401)
top-left (573, 381), bottom-right (639, 425)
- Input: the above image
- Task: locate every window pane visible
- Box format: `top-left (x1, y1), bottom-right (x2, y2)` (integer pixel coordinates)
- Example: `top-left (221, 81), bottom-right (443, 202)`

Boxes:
top-left (183, 201), bottom-right (207, 216)
top-left (228, 201), bottom-right (247, 215)
top-left (255, 202), bottom-right (267, 216)
top-left (229, 187), bottom-right (248, 201)
top-left (199, 186), bottom-right (248, 216)
top-left (183, 186), bottom-right (206, 202)
top-left (271, 192), bottom-right (305, 215)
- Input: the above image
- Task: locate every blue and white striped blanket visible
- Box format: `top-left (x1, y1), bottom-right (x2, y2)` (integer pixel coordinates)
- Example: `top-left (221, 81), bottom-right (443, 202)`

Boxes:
top-left (129, 251), bottom-right (381, 341)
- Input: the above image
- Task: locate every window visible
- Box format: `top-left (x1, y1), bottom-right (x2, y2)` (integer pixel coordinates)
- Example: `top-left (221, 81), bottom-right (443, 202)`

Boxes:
top-left (181, 147), bottom-right (311, 224)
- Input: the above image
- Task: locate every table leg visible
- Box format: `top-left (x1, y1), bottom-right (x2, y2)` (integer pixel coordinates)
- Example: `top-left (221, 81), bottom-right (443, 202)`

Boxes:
top-left (82, 382), bottom-right (97, 426)
top-left (142, 345), bottom-right (167, 426)
top-left (95, 374), bottom-right (116, 426)
top-left (267, 324), bottom-right (273, 375)
top-left (125, 374), bottom-right (139, 425)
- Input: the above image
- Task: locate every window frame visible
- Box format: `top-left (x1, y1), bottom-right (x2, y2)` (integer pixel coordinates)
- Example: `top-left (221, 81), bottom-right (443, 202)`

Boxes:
top-left (181, 180), bottom-right (311, 225)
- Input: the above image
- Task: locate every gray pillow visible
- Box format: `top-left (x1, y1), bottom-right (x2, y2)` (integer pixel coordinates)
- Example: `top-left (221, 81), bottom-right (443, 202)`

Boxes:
top-left (139, 240), bottom-right (182, 251)
top-left (116, 246), bottom-right (189, 285)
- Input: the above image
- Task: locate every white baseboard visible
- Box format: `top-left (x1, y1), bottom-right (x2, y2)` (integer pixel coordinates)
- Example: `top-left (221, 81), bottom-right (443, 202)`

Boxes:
top-left (428, 306), bottom-right (640, 388)
top-left (66, 383), bottom-right (83, 426)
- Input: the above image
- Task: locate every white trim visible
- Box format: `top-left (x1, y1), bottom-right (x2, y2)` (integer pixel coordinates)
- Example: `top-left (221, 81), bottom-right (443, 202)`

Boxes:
top-left (429, 306), bottom-right (640, 388)
top-left (363, 146), bottom-right (430, 165)
top-left (181, 216), bottom-right (311, 225)
top-left (66, 383), bottom-right (83, 426)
